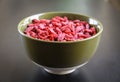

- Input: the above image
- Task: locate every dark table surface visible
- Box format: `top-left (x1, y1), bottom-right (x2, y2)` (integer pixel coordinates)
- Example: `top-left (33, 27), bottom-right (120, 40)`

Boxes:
top-left (0, 0), bottom-right (120, 82)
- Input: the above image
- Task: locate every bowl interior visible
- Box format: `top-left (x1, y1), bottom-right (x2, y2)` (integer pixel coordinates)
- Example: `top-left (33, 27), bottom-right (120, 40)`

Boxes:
top-left (18, 12), bottom-right (103, 42)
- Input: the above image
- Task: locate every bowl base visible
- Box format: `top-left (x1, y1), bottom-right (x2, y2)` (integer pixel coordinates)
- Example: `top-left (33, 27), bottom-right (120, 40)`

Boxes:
top-left (44, 68), bottom-right (76, 75)
top-left (33, 61), bottom-right (88, 75)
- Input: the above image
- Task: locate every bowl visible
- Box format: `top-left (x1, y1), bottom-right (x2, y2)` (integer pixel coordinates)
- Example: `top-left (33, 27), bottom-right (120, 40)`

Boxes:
top-left (18, 12), bottom-right (103, 75)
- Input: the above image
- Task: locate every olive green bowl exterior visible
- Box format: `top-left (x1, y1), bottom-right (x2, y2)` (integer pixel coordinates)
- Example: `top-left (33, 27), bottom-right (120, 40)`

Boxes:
top-left (18, 12), bottom-right (103, 68)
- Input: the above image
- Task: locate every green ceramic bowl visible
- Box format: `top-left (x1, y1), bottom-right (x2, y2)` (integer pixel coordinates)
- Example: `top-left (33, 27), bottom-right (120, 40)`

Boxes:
top-left (18, 12), bottom-right (103, 74)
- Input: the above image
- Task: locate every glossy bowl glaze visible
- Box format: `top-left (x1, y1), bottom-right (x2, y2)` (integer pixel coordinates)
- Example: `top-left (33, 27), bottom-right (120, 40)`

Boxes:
top-left (18, 12), bottom-right (103, 75)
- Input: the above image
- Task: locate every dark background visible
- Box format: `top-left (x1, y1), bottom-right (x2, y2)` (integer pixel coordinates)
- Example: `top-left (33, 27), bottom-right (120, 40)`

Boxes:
top-left (0, 0), bottom-right (120, 82)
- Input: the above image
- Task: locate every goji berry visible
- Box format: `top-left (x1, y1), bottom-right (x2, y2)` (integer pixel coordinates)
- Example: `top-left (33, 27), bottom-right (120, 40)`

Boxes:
top-left (24, 16), bottom-right (97, 41)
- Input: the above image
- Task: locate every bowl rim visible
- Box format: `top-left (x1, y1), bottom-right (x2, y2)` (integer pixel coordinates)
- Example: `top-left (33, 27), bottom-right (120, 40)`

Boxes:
top-left (18, 12), bottom-right (103, 43)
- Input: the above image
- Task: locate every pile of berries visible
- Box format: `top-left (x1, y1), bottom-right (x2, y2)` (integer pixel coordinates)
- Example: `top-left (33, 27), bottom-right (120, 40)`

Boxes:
top-left (24, 16), bottom-right (96, 41)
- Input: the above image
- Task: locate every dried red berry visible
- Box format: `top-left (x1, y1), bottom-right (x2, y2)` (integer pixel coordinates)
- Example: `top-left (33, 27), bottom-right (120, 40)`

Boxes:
top-left (24, 16), bottom-right (97, 41)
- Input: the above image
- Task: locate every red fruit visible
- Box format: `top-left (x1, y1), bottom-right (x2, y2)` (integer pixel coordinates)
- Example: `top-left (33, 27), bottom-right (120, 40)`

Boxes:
top-left (24, 16), bottom-right (97, 41)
